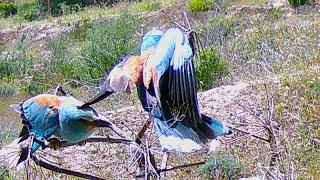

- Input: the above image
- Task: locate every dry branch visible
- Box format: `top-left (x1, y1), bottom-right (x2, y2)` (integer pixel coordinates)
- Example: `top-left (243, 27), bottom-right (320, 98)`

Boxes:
top-left (135, 161), bottom-right (206, 178)
top-left (229, 126), bottom-right (270, 142)
top-left (31, 155), bottom-right (104, 180)
top-left (46, 136), bottom-right (132, 150)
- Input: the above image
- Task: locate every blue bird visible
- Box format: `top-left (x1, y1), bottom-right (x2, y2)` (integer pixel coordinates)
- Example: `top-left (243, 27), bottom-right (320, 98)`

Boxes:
top-left (5, 93), bottom-right (123, 168)
top-left (81, 27), bottom-right (231, 152)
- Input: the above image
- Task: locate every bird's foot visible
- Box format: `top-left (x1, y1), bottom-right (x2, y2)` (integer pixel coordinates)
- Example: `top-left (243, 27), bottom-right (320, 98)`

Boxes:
top-left (77, 140), bottom-right (87, 146)
top-left (47, 138), bottom-right (67, 150)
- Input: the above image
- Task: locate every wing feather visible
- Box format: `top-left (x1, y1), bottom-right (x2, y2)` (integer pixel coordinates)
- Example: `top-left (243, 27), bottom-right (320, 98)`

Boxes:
top-left (152, 31), bottom-right (200, 127)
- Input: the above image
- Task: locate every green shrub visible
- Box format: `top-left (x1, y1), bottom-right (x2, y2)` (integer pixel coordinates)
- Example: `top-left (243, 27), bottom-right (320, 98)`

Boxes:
top-left (0, 83), bottom-right (16, 97)
top-left (36, 0), bottom-right (119, 16)
top-left (200, 156), bottom-right (243, 179)
top-left (0, 50), bottom-right (33, 82)
top-left (0, 2), bottom-right (17, 17)
top-left (16, 1), bottom-right (39, 21)
top-left (188, 0), bottom-right (214, 12)
top-left (85, 13), bottom-right (145, 72)
top-left (135, 0), bottom-right (161, 11)
top-left (288, 0), bottom-right (307, 7)
top-left (195, 47), bottom-right (229, 90)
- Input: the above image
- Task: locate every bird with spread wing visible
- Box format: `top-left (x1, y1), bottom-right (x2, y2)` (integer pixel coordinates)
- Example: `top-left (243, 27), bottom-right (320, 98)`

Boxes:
top-left (81, 27), bottom-right (231, 152)
top-left (0, 92), bottom-right (124, 169)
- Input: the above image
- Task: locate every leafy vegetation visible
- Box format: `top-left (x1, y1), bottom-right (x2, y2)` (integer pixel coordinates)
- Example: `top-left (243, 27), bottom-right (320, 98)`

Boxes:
top-left (200, 156), bottom-right (243, 179)
top-left (0, 83), bottom-right (16, 97)
top-left (0, 46), bottom-right (33, 82)
top-left (0, 12), bottom-right (145, 94)
top-left (0, 2), bottom-right (17, 17)
top-left (273, 71), bottom-right (320, 178)
top-left (85, 13), bottom-right (144, 72)
top-left (134, 0), bottom-right (161, 11)
top-left (195, 47), bottom-right (229, 90)
top-left (188, 0), bottom-right (214, 12)
top-left (288, 0), bottom-right (308, 7)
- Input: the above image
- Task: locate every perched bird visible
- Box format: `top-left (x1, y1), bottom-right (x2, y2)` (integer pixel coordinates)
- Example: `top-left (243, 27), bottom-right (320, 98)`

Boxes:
top-left (1, 93), bottom-right (123, 169)
top-left (81, 27), bottom-right (231, 152)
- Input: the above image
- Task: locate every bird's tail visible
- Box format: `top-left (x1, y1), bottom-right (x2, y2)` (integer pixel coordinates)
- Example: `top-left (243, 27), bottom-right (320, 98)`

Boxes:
top-left (196, 114), bottom-right (232, 140)
top-left (151, 109), bottom-right (203, 152)
top-left (0, 132), bottom-right (43, 171)
top-left (152, 110), bottom-right (231, 152)
top-left (0, 137), bottom-right (29, 171)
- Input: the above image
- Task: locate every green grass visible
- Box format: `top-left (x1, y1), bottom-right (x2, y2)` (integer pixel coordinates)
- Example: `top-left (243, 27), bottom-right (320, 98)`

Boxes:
top-left (0, 12), bottom-right (146, 94)
top-left (188, 0), bottom-right (214, 12)
top-left (134, 0), bottom-right (161, 12)
top-left (275, 70), bottom-right (320, 178)
top-left (0, 0), bottom-right (184, 29)
top-left (196, 9), bottom-right (319, 81)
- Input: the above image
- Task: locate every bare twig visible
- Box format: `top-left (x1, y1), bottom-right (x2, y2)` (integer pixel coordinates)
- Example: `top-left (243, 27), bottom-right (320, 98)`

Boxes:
top-left (31, 155), bottom-right (104, 180)
top-left (46, 136), bottom-right (133, 149)
top-left (133, 118), bottom-right (159, 178)
top-left (135, 161), bottom-right (206, 178)
top-left (229, 126), bottom-right (270, 142)
top-left (161, 9), bottom-right (188, 32)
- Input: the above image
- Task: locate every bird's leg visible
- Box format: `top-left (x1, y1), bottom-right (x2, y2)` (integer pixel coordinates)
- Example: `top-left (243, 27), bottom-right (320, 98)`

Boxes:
top-left (135, 118), bottom-right (152, 144)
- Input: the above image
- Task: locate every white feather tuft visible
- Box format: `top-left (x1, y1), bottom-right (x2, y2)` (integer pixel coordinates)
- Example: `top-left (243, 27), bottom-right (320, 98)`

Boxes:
top-left (158, 135), bottom-right (202, 153)
top-left (208, 139), bottom-right (222, 152)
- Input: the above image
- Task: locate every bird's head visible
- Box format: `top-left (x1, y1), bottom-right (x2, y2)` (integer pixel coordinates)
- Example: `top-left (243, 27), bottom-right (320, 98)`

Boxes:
top-left (140, 28), bottom-right (163, 54)
top-left (58, 97), bottom-right (101, 127)
top-left (59, 96), bottom-right (126, 138)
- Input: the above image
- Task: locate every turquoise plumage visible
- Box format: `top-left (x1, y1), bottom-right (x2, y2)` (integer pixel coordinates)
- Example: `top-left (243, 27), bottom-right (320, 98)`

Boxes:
top-left (10, 93), bottom-right (122, 167)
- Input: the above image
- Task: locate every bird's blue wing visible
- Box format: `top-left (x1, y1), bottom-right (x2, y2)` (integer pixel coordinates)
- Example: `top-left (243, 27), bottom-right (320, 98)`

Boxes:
top-left (21, 94), bottom-right (60, 132)
top-left (144, 28), bottom-right (201, 128)
top-left (13, 94), bottom-right (60, 153)
top-left (167, 37), bottom-right (201, 127)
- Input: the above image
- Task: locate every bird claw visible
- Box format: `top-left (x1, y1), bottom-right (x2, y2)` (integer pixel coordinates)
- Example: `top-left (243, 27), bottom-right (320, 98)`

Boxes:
top-left (47, 138), bottom-right (66, 150)
top-left (77, 140), bottom-right (87, 146)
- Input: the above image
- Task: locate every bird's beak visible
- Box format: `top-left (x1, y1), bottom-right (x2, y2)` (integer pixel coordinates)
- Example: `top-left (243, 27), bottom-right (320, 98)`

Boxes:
top-left (95, 116), bottom-right (126, 138)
